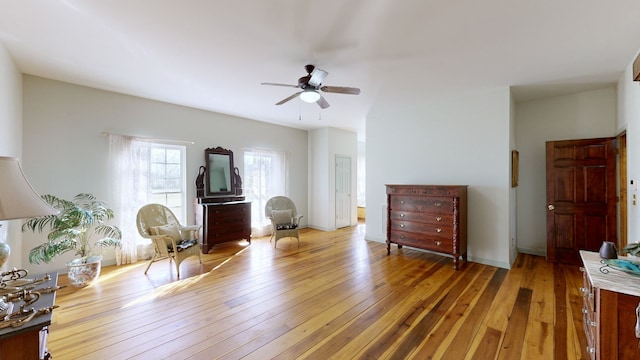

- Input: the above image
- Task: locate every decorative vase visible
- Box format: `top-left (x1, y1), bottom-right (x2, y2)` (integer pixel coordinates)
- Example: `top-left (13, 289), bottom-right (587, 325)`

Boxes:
top-left (66, 256), bottom-right (102, 287)
top-left (599, 241), bottom-right (618, 259)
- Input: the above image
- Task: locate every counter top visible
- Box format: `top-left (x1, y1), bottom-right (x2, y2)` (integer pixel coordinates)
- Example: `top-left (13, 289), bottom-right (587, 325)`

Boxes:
top-left (580, 250), bottom-right (640, 297)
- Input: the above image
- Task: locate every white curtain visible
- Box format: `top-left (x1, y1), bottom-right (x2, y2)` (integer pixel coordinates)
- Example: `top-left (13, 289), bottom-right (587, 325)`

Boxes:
top-left (243, 149), bottom-right (288, 237)
top-left (108, 134), bottom-right (152, 265)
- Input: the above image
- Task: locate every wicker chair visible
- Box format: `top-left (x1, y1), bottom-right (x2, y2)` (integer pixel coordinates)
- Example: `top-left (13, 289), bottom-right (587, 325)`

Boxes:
top-left (265, 196), bottom-right (303, 248)
top-left (136, 204), bottom-right (202, 278)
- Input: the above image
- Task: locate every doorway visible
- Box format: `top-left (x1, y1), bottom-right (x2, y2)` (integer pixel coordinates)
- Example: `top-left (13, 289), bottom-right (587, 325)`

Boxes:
top-left (335, 155), bottom-right (351, 229)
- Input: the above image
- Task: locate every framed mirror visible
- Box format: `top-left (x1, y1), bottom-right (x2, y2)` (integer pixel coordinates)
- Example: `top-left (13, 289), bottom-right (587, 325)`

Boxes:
top-left (204, 147), bottom-right (235, 197)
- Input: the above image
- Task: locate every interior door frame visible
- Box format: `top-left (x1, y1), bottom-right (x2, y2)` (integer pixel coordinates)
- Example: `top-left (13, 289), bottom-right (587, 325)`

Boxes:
top-left (618, 131), bottom-right (627, 250)
top-left (335, 155), bottom-right (351, 229)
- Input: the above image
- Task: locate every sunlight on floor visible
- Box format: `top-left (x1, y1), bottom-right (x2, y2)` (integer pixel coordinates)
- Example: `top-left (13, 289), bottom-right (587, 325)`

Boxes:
top-left (120, 242), bottom-right (253, 308)
top-left (211, 245), bottom-right (251, 271)
top-left (93, 261), bottom-right (146, 284)
top-left (121, 271), bottom-right (210, 308)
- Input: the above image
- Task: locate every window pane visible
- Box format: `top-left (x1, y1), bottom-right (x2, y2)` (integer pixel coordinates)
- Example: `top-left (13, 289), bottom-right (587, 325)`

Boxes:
top-left (151, 148), bottom-right (166, 163)
top-left (150, 193), bottom-right (166, 204)
top-left (151, 178), bottom-right (165, 190)
top-left (166, 164), bottom-right (181, 178)
top-left (166, 149), bottom-right (181, 163)
top-left (149, 144), bottom-right (186, 222)
top-left (166, 193), bottom-right (182, 207)
top-left (150, 163), bottom-right (165, 178)
top-left (166, 179), bottom-right (181, 191)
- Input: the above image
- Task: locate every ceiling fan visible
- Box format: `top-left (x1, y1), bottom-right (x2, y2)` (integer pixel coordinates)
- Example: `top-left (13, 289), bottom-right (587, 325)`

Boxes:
top-left (261, 64), bottom-right (361, 109)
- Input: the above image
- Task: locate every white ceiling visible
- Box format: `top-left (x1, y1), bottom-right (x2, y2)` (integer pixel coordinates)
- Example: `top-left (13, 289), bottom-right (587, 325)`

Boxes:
top-left (2, 1), bottom-right (640, 140)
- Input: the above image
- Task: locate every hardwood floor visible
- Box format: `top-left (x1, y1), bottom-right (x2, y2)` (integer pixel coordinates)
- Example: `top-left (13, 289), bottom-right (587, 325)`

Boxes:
top-left (48, 223), bottom-right (588, 359)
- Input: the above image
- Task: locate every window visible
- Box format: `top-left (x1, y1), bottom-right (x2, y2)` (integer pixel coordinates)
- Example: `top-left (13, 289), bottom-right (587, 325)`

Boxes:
top-left (149, 145), bottom-right (186, 222)
top-left (243, 148), bottom-right (288, 236)
top-left (108, 134), bottom-right (187, 265)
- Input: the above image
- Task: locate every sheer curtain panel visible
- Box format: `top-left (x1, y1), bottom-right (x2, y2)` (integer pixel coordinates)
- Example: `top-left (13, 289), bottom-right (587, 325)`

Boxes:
top-left (243, 149), bottom-right (288, 237)
top-left (108, 134), bottom-right (152, 265)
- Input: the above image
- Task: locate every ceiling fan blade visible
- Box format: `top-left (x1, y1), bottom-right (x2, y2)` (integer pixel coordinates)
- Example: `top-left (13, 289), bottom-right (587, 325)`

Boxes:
top-left (262, 82), bottom-right (299, 88)
top-left (320, 86), bottom-right (361, 95)
top-left (317, 95), bottom-right (330, 109)
top-left (276, 92), bottom-right (302, 105)
top-left (308, 68), bottom-right (328, 87)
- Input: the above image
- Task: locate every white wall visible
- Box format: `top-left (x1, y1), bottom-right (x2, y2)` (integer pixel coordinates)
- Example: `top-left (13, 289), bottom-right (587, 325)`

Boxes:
top-left (366, 86), bottom-right (513, 268)
top-left (308, 127), bottom-right (358, 230)
top-left (21, 75), bottom-right (309, 274)
top-left (515, 87), bottom-right (617, 256)
top-left (618, 51), bottom-right (640, 248)
top-left (0, 43), bottom-right (24, 271)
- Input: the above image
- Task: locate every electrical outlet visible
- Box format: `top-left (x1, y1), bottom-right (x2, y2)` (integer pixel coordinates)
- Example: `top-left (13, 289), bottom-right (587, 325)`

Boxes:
top-left (511, 238), bottom-right (515, 247)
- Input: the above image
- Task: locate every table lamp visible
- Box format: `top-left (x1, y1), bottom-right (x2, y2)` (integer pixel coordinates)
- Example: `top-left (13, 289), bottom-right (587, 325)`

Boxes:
top-left (0, 156), bottom-right (59, 268)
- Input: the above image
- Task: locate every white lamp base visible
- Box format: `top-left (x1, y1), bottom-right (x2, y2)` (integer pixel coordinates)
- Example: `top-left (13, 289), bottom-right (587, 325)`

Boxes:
top-left (0, 241), bottom-right (9, 269)
top-left (0, 298), bottom-right (13, 320)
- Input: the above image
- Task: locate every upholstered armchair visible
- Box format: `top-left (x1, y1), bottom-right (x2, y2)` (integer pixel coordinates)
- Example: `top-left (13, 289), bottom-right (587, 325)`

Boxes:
top-left (136, 204), bottom-right (202, 278)
top-left (265, 196), bottom-right (303, 248)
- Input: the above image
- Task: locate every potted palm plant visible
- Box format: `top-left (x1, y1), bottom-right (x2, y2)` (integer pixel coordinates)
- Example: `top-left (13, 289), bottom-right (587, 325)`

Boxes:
top-left (22, 193), bottom-right (122, 287)
top-left (623, 242), bottom-right (640, 259)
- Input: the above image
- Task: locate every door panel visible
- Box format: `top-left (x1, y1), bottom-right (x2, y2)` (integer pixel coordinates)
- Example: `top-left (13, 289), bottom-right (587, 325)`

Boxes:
top-left (546, 137), bottom-right (616, 264)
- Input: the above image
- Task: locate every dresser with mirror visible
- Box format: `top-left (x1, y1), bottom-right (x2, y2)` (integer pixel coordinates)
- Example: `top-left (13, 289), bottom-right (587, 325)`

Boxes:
top-left (194, 147), bottom-right (251, 253)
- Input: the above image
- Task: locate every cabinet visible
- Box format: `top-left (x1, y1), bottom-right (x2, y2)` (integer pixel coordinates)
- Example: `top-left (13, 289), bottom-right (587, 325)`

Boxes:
top-left (0, 272), bottom-right (58, 360)
top-left (580, 251), bottom-right (640, 359)
top-left (195, 200), bottom-right (251, 253)
top-left (386, 185), bottom-right (468, 270)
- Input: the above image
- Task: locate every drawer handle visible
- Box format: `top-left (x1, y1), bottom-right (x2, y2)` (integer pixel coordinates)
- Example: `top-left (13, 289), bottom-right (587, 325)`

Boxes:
top-left (400, 235), bottom-right (405, 239)
top-left (400, 224), bottom-right (405, 228)
top-left (588, 321), bottom-right (597, 327)
top-left (400, 200), bottom-right (405, 204)
top-left (586, 347), bottom-right (595, 354)
top-left (435, 241), bottom-right (442, 246)
top-left (435, 216), bottom-right (442, 222)
top-left (435, 228), bottom-right (442, 233)
top-left (582, 308), bottom-right (588, 314)
top-left (579, 287), bottom-right (587, 294)
top-left (434, 202), bottom-right (442, 207)
top-left (400, 213), bottom-right (405, 217)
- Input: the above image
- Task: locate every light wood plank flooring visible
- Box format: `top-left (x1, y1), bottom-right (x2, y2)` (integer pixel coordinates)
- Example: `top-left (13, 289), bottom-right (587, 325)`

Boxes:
top-left (48, 223), bottom-right (588, 359)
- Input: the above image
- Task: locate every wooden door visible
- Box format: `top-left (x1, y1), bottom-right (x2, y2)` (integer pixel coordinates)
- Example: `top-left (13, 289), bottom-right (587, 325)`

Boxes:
top-left (546, 137), bottom-right (617, 264)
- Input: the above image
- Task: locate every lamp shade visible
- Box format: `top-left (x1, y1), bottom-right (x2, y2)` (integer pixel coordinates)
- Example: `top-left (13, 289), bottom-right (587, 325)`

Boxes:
top-left (0, 156), bottom-right (59, 220)
top-left (299, 89), bottom-right (321, 103)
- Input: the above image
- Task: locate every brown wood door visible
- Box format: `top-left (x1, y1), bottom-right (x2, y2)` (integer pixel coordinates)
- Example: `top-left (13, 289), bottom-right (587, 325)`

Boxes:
top-left (546, 137), bottom-right (617, 264)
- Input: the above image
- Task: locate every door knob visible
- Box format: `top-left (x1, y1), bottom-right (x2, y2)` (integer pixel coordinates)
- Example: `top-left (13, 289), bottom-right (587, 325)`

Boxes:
top-left (548, 204), bottom-right (555, 211)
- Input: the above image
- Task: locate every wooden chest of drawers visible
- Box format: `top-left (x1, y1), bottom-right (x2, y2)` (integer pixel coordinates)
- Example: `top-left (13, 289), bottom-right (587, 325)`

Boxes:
top-left (194, 200), bottom-right (251, 253)
top-left (386, 185), bottom-right (468, 269)
top-left (580, 251), bottom-right (640, 359)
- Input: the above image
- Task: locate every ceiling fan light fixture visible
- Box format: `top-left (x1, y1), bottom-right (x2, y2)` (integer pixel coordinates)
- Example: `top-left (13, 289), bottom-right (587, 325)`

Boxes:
top-left (300, 89), bottom-right (321, 103)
